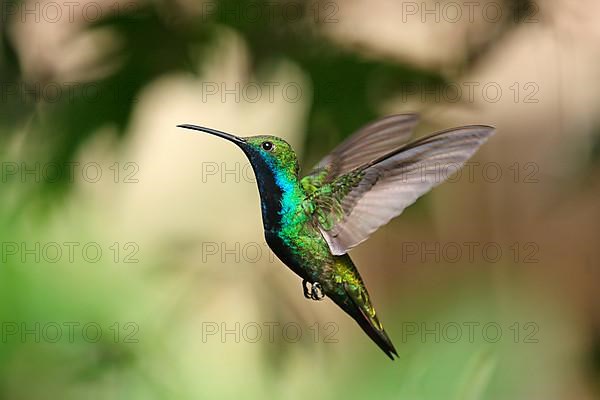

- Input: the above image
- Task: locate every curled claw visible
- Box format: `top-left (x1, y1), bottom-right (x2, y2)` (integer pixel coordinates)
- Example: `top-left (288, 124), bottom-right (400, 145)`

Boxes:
top-left (302, 279), bottom-right (312, 299)
top-left (302, 280), bottom-right (325, 301)
top-left (310, 282), bottom-right (325, 301)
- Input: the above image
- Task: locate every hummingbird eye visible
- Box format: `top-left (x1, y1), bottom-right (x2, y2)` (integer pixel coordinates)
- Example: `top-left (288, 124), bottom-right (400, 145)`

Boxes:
top-left (261, 141), bottom-right (274, 151)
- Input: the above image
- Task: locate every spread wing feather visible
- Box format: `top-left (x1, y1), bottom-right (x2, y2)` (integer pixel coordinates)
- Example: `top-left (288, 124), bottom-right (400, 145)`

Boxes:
top-left (305, 125), bottom-right (495, 255)
top-left (301, 114), bottom-right (419, 192)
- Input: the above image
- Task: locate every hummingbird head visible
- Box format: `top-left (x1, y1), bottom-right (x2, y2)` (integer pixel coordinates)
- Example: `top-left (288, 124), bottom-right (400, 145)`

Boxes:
top-left (177, 124), bottom-right (300, 179)
top-left (241, 135), bottom-right (300, 177)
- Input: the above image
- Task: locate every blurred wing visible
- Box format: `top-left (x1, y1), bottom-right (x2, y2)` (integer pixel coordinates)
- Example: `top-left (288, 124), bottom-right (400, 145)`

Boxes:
top-left (301, 114), bottom-right (419, 191)
top-left (308, 125), bottom-right (495, 255)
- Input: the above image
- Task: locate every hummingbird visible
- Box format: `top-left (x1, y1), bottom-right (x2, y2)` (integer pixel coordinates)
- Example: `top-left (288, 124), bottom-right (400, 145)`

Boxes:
top-left (178, 114), bottom-right (494, 359)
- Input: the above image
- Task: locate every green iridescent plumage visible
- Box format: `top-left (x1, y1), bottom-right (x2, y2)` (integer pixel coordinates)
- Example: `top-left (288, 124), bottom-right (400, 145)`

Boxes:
top-left (178, 115), bottom-right (494, 359)
top-left (302, 170), bottom-right (365, 230)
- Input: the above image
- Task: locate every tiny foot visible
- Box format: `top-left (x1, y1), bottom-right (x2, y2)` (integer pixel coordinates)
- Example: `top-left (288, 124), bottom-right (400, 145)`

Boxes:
top-left (310, 282), bottom-right (325, 301)
top-left (302, 279), bottom-right (311, 299)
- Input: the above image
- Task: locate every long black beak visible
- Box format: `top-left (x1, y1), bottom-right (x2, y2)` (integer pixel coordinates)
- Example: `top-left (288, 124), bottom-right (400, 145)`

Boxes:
top-left (177, 124), bottom-right (246, 145)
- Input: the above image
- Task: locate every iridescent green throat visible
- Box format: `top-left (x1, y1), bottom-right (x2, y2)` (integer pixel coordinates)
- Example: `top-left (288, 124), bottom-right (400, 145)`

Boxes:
top-left (242, 147), bottom-right (306, 233)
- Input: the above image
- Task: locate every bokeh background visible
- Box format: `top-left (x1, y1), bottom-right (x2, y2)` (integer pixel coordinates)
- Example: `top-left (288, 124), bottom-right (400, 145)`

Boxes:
top-left (1, 0), bottom-right (599, 398)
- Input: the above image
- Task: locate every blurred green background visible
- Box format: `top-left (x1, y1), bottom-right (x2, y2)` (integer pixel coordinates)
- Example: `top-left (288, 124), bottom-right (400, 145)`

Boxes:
top-left (1, 0), bottom-right (599, 399)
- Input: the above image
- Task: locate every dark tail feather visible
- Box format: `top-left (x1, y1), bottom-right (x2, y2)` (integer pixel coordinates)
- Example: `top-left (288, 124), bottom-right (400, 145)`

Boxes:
top-left (332, 256), bottom-right (398, 359)
top-left (352, 306), bottom-right (398, 360)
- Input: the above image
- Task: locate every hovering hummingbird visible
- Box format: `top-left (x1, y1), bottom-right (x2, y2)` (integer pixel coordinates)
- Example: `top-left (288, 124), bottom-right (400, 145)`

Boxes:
top-left (178, 114), bottom-right (494, 359)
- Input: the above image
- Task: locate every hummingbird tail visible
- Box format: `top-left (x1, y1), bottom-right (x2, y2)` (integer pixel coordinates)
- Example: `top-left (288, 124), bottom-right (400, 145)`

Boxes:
top-left (343, 282), bottom-right (398, 360)
top-left (353, 305), bottom-right (398, 360)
